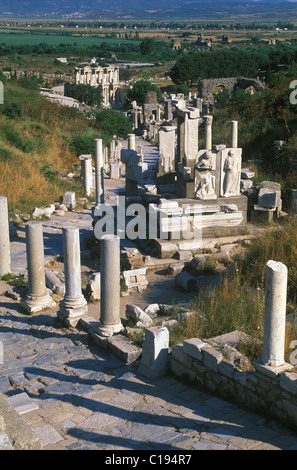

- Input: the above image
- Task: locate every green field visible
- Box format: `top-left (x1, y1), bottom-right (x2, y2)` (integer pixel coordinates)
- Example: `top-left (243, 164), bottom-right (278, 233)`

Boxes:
top-left (0, 31), bottom-right (141, 46)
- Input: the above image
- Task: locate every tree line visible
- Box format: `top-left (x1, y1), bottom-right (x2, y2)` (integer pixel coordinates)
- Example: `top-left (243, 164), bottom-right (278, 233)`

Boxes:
top-left (0, 38), bottom-right (176, 62)
top-left (169, 43), bottom-right (297, 85)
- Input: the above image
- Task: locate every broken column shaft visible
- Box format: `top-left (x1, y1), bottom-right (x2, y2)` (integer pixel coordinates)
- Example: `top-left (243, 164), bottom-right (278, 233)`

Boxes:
top-left (230, 120), bottom-right (238, 148)
top-left (204, 115), bottom-right (213, 150)
top-left (0, 196), bottom-right (11, 277)
top-left (95, 138), bottom-right (104, 205)
top-left (128, 133), bottom-right (136, 150)
top-left (262, 260), bottom-right (287, 367)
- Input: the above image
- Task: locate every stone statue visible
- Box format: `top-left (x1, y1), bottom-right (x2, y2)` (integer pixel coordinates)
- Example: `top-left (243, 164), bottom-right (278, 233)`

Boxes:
top-left (195, 172), bottom-right (216, 200)
top-left (223, 150), bottom-right (239, 197)
top-left (196, 150), bottom-right (214, 170)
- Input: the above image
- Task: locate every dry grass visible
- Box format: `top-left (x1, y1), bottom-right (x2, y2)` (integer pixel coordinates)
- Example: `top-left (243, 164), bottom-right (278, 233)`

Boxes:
top-left (168, 270), bottom-right (265, 348)
top-left (236, 218), bottom-right (297, 307)
top-left (168, 218), bottom-right (297, 365)
top-left (0, 81), bottom-right (95, 215)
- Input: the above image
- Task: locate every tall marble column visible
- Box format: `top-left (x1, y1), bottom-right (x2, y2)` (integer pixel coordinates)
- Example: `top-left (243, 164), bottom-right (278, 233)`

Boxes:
top-left (204, 115), bottom-right (213, 150)
top-left (0, 196), bottom-right (11, 277)
top-left (58, 226), bottom-right (88, 326)
top-left (98, 234), bottom-right (122, 336)
top-left (95, 138), bottom-right (104, 205)
top-left (21, 221), bottom-right (56, 313)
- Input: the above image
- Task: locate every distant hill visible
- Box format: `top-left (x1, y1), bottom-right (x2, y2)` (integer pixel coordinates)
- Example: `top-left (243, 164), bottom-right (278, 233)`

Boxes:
top-left (1, 0), bottom-right (297, 20)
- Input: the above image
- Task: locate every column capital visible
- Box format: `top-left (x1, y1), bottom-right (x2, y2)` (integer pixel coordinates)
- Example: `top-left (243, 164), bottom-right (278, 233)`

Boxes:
top-left (203, 115), bottom-right (213, 126)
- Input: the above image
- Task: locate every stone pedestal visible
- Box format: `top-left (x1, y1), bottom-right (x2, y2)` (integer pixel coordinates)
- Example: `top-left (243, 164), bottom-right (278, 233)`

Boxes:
top-left (177, 107), bottom-right (200, 164)
top-left (262, 260), bottom-right (287, 367)
top-left (63, 192), bottom-right (76, 210)
top-left (0, 196), bottom-right (11, 277)
top-left (58, 226), bottom-right (88, 327)
top-left (98, 234), bottom-right (123, 336)
top-left (21, 222), bottom-right (56, 313)
top-left (156, 125), bottom-right (176, 192)
top-left (138, 327), bottom-right (169, 379)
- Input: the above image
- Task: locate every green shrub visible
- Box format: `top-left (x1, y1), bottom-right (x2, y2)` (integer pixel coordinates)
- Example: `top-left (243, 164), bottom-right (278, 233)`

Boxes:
top-left (95, 108), bottom-right (132, 138)
top-left (70, 133), bottom-right (96, 156)
top-left (1, 101), bottom-right (23, 119)
top-left (40, 163), bottom-right (56, 182)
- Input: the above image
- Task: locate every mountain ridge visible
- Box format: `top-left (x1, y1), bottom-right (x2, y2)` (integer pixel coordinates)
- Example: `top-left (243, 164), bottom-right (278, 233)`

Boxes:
top-left (1, 0), bottom-right (297, 19)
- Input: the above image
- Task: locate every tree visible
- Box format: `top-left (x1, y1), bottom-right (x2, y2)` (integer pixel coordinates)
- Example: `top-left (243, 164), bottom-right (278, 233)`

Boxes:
top-left (124, 80), bottom-right (162, 110)
top-left (95, 108), bottom-right (132, 139)
top-left (169, 53), bottom-right (200, 86)
top-left (68, 84), bottom-right (103, 107)
top-left (169, 50), bottom-right (259, 86)
top-left (140, 38), bottom-right (156, 56)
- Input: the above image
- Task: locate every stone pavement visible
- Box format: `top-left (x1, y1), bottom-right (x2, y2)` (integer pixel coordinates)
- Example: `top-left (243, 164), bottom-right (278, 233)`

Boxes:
top-left (2, 136), bottom-right (297, 451)
top-left (1, 296), bottom-right (297, 451)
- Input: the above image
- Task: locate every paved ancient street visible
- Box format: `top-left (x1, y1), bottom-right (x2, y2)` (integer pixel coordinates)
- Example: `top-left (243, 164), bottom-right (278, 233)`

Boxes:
top-left (1, 298), bottom-right (297, 451)
top-left (1, 137), bottom-right (297, 451)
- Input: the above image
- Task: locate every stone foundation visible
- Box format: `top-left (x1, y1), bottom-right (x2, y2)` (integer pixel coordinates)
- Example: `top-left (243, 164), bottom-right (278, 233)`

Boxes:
top-left (152, 195), bottom-right (248, 258)
top-left (170, 331), bottom-right (297, 431)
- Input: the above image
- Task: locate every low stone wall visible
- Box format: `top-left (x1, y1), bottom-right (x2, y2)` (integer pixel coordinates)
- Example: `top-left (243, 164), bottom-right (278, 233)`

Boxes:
top-left (170, 333), bottom-right (297, 431)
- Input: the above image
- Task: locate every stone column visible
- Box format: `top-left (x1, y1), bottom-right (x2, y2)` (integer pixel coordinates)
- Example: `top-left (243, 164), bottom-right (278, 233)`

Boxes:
top-left (21, 221), bottom-right (56, 313)
top-left (98, 234), bottom-right (122, 336)
top-left (204, 115), bottom-right (213, 150)
top-left (133, 111), bottom-right (138, 131)
top-left (95, 138), bottom-right (104, 205)
top-left (0, 196), bottom-right (11, 277)
top-left (230, 120), bottom-right (238, 148)
top-left (104, 146), bottom-right (109, 172)
top-left (80, 155), bottom-right (93, 197)
top-left (262, 260), bottom-right (287, 367)
top-left (128, 133), bottom-right (136, 150)
top-left (58, 226), bottom-right (88, 327)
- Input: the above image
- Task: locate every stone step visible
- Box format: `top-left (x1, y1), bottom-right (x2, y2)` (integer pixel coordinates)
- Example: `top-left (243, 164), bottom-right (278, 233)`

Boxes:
top-left (0, 392), bottom-right (42, 450)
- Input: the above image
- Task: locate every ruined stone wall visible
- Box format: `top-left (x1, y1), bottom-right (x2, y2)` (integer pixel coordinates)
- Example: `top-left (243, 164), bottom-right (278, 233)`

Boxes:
top-left (170, 338), bottom-right (297, 431)
top-left (198, 77), bottom-right (265, 98)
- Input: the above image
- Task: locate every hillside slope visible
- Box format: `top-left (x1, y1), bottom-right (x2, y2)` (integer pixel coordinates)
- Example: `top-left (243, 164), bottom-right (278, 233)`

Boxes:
top-left (0, 78), bottom-right (98, 216)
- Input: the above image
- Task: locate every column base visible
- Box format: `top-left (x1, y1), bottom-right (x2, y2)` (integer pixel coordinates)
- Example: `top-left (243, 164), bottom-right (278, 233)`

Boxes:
top-left (95, 321), bottom-right (123, 337)
top-left (253, 359), bottom-right (294, 378)
top-left (57, 295), bottom-right (88, 327)
top-left (21, 292), bottom-right (56, 314)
